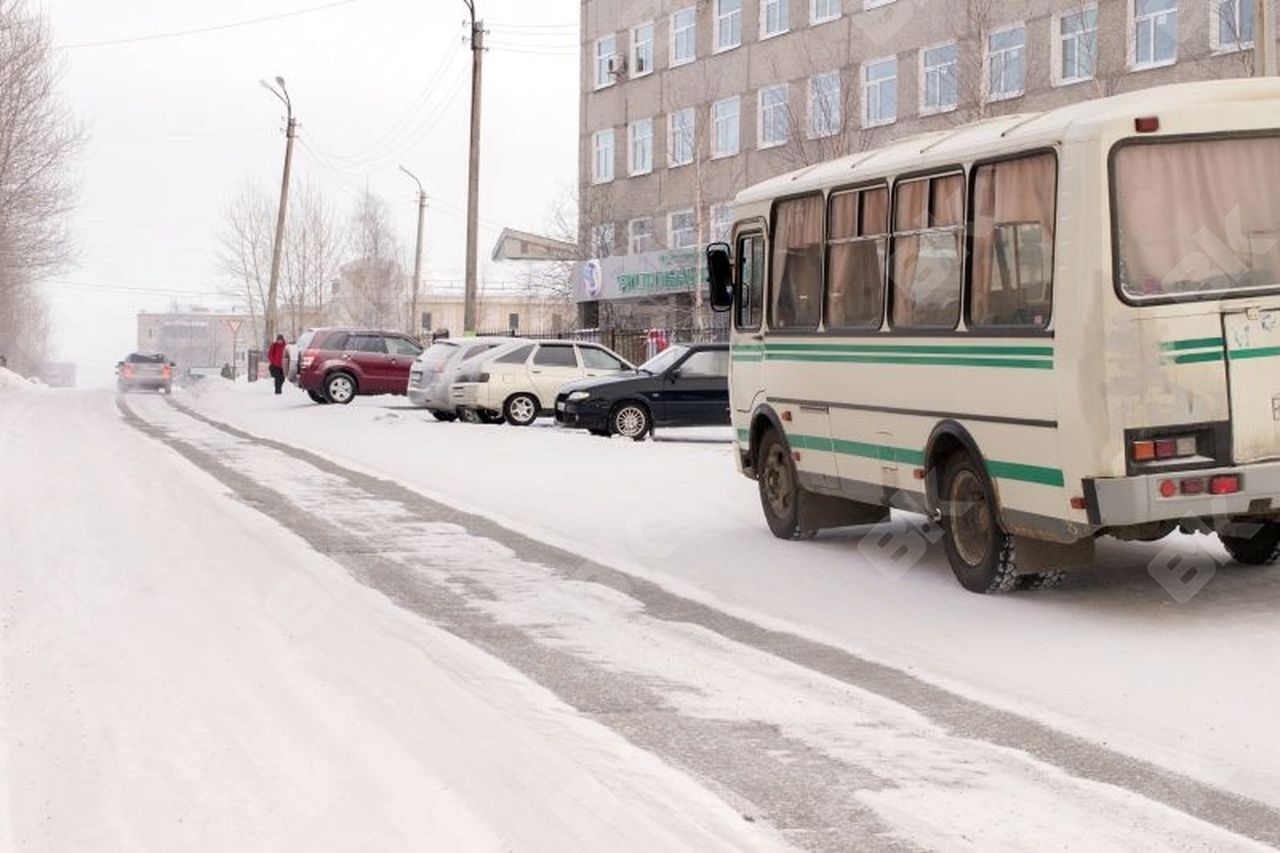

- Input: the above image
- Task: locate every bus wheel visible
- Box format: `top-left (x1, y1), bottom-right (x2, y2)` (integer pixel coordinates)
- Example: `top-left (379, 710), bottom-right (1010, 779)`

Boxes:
top-left (1017, 571), bottom-right (1067, 591)
top-left (1220, 521), bottom-right (1280, 565)
top-left (756, 430), bottom-right (816, 541)
top-left (938, 453), bottom-right (1019, 594)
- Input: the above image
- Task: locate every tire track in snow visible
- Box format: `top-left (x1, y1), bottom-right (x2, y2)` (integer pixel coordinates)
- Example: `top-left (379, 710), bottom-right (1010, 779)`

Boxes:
top-left (119, 394), bottom-right (1280, 850)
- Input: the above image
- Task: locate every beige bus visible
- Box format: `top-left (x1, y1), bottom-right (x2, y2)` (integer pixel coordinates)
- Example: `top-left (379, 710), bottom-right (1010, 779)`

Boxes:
top-left (705, 79), bottom-right (1280, 594)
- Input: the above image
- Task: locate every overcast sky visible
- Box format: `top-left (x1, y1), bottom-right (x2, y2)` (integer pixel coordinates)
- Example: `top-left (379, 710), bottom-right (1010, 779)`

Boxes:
top-left (36, 0), bottom-right (579, 384)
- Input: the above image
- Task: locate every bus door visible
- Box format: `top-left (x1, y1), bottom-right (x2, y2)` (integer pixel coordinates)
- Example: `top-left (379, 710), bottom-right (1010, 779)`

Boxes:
top-left (732, 231), bottom-right (767, 416)
top-left (1224, 308), bottom-right (1280, 463)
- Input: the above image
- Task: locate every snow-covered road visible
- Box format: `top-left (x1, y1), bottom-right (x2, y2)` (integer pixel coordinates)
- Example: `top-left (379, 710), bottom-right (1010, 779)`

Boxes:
top-left (3, 382), bottom-right (1280, 850)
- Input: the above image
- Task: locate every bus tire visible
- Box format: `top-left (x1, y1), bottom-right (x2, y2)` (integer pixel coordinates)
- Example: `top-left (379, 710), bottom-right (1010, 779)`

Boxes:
top-left (756, 429), bottom-right (816, 541)
top-left (1220, 521), bottom-right (1280, 566)
top-left (1017, 571), bottom-right (1067, 591)
top-left (938, 452), bottom-right (1019, 594)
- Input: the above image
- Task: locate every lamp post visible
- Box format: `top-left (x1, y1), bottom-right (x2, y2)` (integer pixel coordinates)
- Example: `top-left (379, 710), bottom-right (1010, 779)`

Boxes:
top-left (260, 76), bottom-right (296, 348)
top-left (399, 166), bottom-right (428, 338)
top-left (461, 0), bottom-right (484, 335)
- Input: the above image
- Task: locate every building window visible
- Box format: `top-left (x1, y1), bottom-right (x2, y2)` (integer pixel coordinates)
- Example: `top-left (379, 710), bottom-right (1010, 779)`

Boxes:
top-left (711, 203), bottom-right (734, 242)
top-left (1214, 0), bottom-right (1254, 52)
top-left (628, 118), bottom-right (653, 176)
top-left (669, 210), bottom-right (697, 249)
top-left (758, 84), bottom-right (790, 148)
top-left (826, 184), bottom-right (888, 330)
top-left (668, 108), bottom-right (695, 167)
top-left (921, 42), bottom-right (958, 114)
top-left (629, 217), bottom-right (655, 254)
top-left (891, 173), bottom-right (965, 329)
top-left (1133, 0), bottom-right (1177, 68)
top-left (811, 0), bottom-right (841, 25)
top-left (591, 222), bottom-right (615, 256)
top-left (1056, 6), bottom-right (1097, 84)
top-left (594, 35), bottom-right (617, 89)
top-left (712, 97), bottom-right (741, 158)
top-left (716, 0), bottom-right (742, 51)
top-left (631, 22), bottom-right (654, 76)
top-left (771, 194), bottom-right (824, 330)
top-left (671, 7), bottom-right (697, 66)
top-left (864, 0), bottom-right (895, 7)
top-left (970, 152), bottom-right (1057, 329)
top-left (863, 56), bottom-right (897, 127)
top-left (986, 24), bottom-right (1025, 101)
top-left (761, 0), bottom-right (790, 38)
top-left (592, 129), bottom-right (614, 184)
top-left (809, 71), bottom-right (841, 138)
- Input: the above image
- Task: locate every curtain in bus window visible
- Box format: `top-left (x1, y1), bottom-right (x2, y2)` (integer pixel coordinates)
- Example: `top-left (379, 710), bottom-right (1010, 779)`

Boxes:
top-left (1115, 136), bottom-right (1280, 299)
top-left (771, 195), bottom-right (824, 329)
top-left (893, 176), bottom-right (963, 329)
top-left (971, 153), bottom-right (1056, 327)
top-left (827, 188), bottom-right (887, 329)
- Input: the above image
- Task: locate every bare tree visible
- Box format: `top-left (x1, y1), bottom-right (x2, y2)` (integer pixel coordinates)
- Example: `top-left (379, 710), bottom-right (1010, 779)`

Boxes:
top-left (526, 182), bottom-right (614, 302)
top-left (0, 0), bottom-right (82, 374)
top-left (281, 181), bottom-right (341, 338)
top-left (335, 190), bottom-right (405, 330)
top-left (216, 181), bottom-right (275, 343)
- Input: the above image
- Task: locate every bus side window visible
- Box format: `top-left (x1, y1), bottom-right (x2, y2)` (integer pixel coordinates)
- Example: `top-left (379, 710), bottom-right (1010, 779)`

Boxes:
top-left (736, 233), bottom-right (765, 330)
top-left (891, 174), bottom-right (964, 330)
top-left (770, 195), bottom-right (824, 330)
top-left (826, 185), bottom-right (888, 330)
top-left (971, 152), bottom-right (1057, 329)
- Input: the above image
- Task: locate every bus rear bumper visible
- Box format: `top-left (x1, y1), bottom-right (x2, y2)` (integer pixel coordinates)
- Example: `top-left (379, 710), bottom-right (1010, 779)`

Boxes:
top-left (1087, 462), bottom-right (1280, 527)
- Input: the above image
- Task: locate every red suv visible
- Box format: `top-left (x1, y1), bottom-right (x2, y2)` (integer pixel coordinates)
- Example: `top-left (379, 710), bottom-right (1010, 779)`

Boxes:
top-left (295, 328), bottom-right (424, 404)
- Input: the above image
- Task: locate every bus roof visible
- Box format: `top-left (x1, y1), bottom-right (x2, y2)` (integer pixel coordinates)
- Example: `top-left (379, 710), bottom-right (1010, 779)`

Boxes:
top-left (734, 79), bottom-right (1280, 206)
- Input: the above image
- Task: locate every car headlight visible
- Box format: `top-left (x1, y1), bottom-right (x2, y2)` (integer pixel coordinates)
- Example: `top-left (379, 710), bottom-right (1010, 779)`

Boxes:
top-left (567, 391), bottom-right (591, 402)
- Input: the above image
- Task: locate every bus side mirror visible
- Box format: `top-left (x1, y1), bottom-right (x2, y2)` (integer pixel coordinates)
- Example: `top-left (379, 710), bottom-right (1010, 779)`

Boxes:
top-left (706, 242), bottom-right (733, 312)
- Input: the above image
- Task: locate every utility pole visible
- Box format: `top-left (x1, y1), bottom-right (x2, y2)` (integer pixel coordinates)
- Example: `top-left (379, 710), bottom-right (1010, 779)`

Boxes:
top-left (462, 1), bottom-right (484, 335)
top-left (1258, 0), bottom-right (1277, 77)
top-left (261, 76), bottom-right (296, 348)
top-left (400, 166), bottom-right (428, 338)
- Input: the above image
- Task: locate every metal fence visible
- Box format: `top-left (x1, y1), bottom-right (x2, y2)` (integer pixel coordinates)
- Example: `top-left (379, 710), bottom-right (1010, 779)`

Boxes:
top-left (473, 326), bottom-right (728, 365)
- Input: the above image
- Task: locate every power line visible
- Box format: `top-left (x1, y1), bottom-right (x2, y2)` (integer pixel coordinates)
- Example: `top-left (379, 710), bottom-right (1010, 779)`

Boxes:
top-left (57, 0), bottom-right (358, 49)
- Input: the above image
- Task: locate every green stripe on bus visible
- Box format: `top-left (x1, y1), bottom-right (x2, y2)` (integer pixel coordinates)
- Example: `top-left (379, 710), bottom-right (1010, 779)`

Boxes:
top-left (785, 433), bottom-right (1062, 488)
top-left (1168, 350), bottom-right (1225, 365)
top-left (766, 343), bottom-right (1054, 357)
top-left (1229, 346), bottom-right (1280, 361)
top-left (765, 353), bottom-right (1054, 370)
top-left (1159, 337), bottom-right (1225, 352)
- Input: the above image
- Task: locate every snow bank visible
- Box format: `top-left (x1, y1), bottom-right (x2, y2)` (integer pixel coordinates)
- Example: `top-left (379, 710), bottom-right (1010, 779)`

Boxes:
top-left (0, 366), bottom-right (42, 392)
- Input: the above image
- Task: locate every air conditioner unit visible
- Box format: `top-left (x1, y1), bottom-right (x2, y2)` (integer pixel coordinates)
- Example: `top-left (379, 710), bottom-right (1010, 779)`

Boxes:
top-left (607, 54), bottom-right (627, 76)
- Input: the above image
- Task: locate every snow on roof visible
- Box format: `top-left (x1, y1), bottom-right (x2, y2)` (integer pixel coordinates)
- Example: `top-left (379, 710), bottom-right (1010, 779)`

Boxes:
top-left (736, 79), bottom-right (1280, 205)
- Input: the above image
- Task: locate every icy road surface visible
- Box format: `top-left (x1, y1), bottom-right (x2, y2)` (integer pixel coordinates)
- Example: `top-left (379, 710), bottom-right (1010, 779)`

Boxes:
top-left (1, 382), bottom-right (1278, 850)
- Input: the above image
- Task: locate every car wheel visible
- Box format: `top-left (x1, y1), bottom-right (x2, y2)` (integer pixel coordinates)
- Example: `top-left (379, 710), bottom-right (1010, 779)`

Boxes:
top-left (938, 453), bottom-right (1019, 594)
top-left (504, 393), bottom-right (539, 426)
top-left (610, 403), bottom-right (650, 441)
top-left (1220, 521), bottom-right (1280, 565)
top-left (308, 390), bottom-right (329, 405)
top-left (756, 429), bottom-right (816, 541)
top-left (431, 411), bottom-right (458, 422)
top-left (325, 372), bottom-right (357, 405)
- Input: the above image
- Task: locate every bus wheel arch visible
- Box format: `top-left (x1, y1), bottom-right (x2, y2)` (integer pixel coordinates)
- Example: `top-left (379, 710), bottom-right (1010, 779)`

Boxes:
top-left (924, 421), bottom-right (1000, 515)
top-left (745, 406), bottom-right (786, 479)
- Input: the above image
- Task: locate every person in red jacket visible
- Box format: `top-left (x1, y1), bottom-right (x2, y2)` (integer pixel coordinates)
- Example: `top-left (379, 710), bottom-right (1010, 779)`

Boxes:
top-left (267, 334), bottom-right (287, 395)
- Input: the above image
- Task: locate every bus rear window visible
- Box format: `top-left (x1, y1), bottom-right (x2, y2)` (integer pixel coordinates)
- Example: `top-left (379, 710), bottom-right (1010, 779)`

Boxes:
top-left (1114, 135), bottom-right (1280, 301)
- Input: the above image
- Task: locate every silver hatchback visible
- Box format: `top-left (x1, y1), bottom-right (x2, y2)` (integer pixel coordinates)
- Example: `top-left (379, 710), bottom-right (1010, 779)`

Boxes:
top-left (407, 337), bottom-right (518, 420)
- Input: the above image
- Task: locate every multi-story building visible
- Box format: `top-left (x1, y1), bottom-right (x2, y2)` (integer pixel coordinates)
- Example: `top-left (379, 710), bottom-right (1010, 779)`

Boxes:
top-left (579, 0), bottom-right (1274, 327)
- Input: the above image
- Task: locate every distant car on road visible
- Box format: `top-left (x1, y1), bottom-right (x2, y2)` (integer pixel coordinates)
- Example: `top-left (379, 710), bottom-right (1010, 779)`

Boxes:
top-left (407, 336), bottom-right (519, 421)
top-left (295, 328), bottom-right (423, 404)
top-left (117, 352), bottom-right (174, 394)
top-left (451, 339), bottom-right (633, 426)
top-left (555, 343), bottom-right (731, 439)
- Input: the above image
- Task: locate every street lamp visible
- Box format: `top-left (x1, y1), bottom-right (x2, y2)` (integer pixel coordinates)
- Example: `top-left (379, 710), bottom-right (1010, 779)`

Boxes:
top-left (260, 76), bottom-right (296, 348)
top-left (399, 166), bottom-right (429, 338)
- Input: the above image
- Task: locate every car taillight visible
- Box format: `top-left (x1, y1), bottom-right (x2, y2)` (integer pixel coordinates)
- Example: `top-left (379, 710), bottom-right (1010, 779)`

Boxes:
top-left (434, 363), bottom-right (447, 374)
top-left (301, 349), bottom-right (317, 369)
top-left (122, 365), bottom-right (134, 378)
top-left (1131, 434), bottom-right (1198, 463)
top-left (162, 364), bottom-right (172, 378)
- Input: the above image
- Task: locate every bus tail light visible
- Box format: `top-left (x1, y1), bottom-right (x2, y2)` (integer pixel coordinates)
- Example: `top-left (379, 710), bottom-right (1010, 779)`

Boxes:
top-left (1159, 480), bottom-right (1177, 498)
top-left (1135, 116), bottom-right (1160, 133)
top-left (1210, 475), bottom-right (1241, 495)
top-left (1130, 434), bottom-right (1198, 463)
top-left (1179, 478), bottom-right (1205, 496)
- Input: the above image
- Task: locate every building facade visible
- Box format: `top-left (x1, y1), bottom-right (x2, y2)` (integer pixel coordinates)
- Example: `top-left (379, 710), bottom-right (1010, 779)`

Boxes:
top-left (136, 309), bottom-right (256, 376)
top-left (579, 0), bottom-right (1274, 325)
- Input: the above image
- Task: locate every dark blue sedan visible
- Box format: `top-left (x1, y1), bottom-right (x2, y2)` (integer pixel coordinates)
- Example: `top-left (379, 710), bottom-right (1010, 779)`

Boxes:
top-left (554, 342), bottom-right (730, 439)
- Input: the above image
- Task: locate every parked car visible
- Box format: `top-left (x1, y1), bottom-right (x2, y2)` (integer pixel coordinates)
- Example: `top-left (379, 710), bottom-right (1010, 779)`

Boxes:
top-left (451, 339), bottom-right (633, 426)
top-left (295, 328), bottom-right (423, 404)
top-left (116, 352), bottom-right (174, 394)
top-left (407, 336), bottom-right (518, 421)
top-left (286, 329), bottom-right (318, 385)
top-left (555, 343), bottom-right (731, 439)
